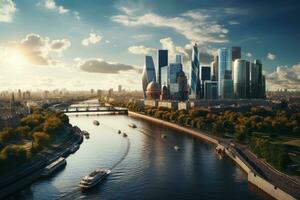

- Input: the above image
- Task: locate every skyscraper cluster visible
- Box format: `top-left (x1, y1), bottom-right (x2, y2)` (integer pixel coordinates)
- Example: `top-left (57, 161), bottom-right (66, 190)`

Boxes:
top-left (142, 50), bottom-right (188, 101)
top-left (142, 44), bottom-right (265, 101)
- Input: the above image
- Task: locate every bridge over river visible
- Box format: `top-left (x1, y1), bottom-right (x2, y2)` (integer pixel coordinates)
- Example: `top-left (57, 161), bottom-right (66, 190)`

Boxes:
top-left (59, 104), bottom-right (128, 114)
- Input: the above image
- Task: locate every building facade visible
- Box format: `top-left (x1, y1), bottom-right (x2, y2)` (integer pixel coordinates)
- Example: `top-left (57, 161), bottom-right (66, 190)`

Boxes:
top-left (157, 50), bottom-right (168, 87)
top-left (190, 43), bottom-right (200, 99)
top-left (233, 59), bottom-right (250, 99)
top-left (218, 48), bottom-right (233, 99)
top-left (142, 56), bottom-right (156, 98)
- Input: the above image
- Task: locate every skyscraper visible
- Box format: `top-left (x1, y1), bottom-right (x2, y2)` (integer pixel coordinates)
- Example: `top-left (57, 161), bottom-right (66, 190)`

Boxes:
top-left (169, 63), bottom-right (182, 98)
top-left (218, 48), bottom-right (233, 98)
top-left (233, 59), bottom-right (250, 99)
top-left (158, 50), bottom-right (168, 86)
top-left (254, 59), bottom-right (263, 98)
top-left (175, 54), bottom-right (182, 64)
top-left (190, 43), bottom-right (200, 99)
top-left (176, 71), bottom-right (189, 101)
top-left (210, 55), bottom-right (218, 81)
top-left (200, 66), bottom-right (211, 81)
top-left (142, 56), bottom-right (156, 98)
top-left (250, 62), bottom-right (259, 98)
top-left (118, 85), bottom-right (122, 93)
top-left (231, 47), bottom-right (241, 62)
top-left (204, 81), bottom-right (218, 99)
top-left (161, 66), bottom-right (169, 87)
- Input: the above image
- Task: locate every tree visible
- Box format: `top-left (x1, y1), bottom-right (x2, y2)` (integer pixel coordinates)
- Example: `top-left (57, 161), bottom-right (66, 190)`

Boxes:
top-left (43, 116), bottom-right (63, 135)
top-left (33, 132), bottom-right (50, 148)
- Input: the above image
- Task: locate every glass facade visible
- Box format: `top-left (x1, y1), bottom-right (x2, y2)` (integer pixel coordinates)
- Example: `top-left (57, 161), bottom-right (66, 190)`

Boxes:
top-left (190, 44), bottom-right (200, 99)
top-left (158, 50), bottom-right (168, 86)
top-left (218, 48), bottom-right (232, 98)
top-left (142, 56), bottom-right (156, 98)
top-left (175, 54), bottom-right (182, 64)
top-left (233, 59), bottom-right (250, 99)
top-left (231, 46), bottom-right (241, 62)
top-left (201, 66), bottom-right (211, 81)
top-left (161, 66), bottom-right (169, 87)
top-left (169, 63), bottom-right (182, 84)
top-left (204, 81), bottom-right (218, 99)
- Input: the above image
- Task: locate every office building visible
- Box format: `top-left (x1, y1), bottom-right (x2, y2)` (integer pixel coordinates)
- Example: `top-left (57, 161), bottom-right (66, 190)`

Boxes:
top-left (231, 47), bottom-right (241, 62)
top-left (161, 66), bottom-right (169, 87)
top-left (190, 43), bottom-right (200, 99)
top-left (233, 59), bottom-right (250, 99)
top-left (169, 63), bottom-right (183, 84)
top-left (200, 66), bottom-right (211, 81)
top-left (118, 85), bottom-right (122, 93)
top-left (142, 56), bottom-right (156, 98)
top-left (176, 71), bottom-right (189, 101)
top-left (175, 54), bottom-right (182, 64)
top-left (211, 55), bottom-right (218, 81)
top-left (253, 59), bottom-right (263, 98)
top-left (218, 48), bottom-right (233, 98)
top-left (204, 81), bottom-right (218, 99)
top-left (157, 50), bottom-right (168, 86)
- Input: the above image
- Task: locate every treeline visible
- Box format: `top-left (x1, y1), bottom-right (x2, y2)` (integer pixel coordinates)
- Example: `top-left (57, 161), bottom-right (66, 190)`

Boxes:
top-left (0, 107), bottom-right (70, 172)
top-left (126, 102), bottom-right (299, 170)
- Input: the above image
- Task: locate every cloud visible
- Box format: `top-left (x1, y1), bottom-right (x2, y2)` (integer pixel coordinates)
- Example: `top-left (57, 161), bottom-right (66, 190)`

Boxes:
top-left (77, 58), bottom-right (140, 74)
top-left (128, 45), bottom-right (156, 55)
top-left (246, 52), bottom-right (252, 57)
top-left (229, 20), bottom-right (240, 25)
top-left (0, 0), bottom-right (16, 22)
top-left (266, 63), bottom-right (300, 90)
top-left (44, 0), bottom-right (69, 14)
top-left (130, 34), bottom-right (152, 40)
top-left (73, 11), bottom-right (80, 20)
top-left (82, 33), bottom-right (102, 46)
top-left (18, 33), bottom-right (71, 65)
top-left (267, 52), bottom-right (276, 60)
top-left (112, 7), bottom-right (232, 44)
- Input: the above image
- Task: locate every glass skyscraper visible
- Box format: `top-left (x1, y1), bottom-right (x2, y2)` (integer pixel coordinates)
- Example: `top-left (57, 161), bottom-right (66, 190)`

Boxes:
top-left (161, 66), bottom-right (169, 87)
top-left (233, 59), bottom-right (250, 99)
top-left (175, 54), bottom-right (182, 64)
top-left (190, 43), bottom-right (200, 99)
top-left (142, 55), bottom-right (156, 98)
top-left (157, 50), bottom-right (168, 86)
top-left (218, 47), bottom-right (233, 98)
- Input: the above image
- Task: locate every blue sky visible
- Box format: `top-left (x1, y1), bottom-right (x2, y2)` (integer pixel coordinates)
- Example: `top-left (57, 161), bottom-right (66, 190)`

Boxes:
top-left (0, 0), bottom-right (299, 90)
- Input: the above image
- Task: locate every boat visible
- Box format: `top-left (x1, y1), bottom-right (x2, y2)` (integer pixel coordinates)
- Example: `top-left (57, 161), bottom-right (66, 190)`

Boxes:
top-left (41, 157), bottom-right (66, 177)
top-left (69, 145), bottom-right (80, 153)
top-left (123, 133), bottom-right (128, 137)
top-left (93, 120), bottom-right (100, 126)
top-left (85, 135), bottom-right (90, 139)
top-left (161, 134), bottom-right (167, 139)
top-left (118, 130), bottom-right (121, 134)
top-left (174, 145), bottom-right (180, 151)
top-left (79, 168), bottom-right (111, 189)
top-left (128, 123), bottom-right (137, 128)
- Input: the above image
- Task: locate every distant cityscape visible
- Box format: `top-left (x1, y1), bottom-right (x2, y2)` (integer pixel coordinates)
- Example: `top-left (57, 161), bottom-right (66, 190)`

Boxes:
top-left (142, 44), bottom-right (266, 101)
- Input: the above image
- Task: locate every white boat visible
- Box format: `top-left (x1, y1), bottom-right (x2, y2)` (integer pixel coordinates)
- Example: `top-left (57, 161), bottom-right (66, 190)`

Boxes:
top-left (93, 120), bottom-right (100, 126)
top-left (128, 123), bottom-right (137, 128)
top-left (174, 145), bottom-right (180, 151)
top-left (69, 145), bottom-right (79, 153)
top-left (41, 157), bottom-right (66, 177)
top-left (79, 169), bottom-right (111, 189)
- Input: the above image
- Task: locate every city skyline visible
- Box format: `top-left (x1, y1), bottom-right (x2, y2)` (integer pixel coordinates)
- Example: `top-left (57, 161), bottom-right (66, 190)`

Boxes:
top-left (0, 0), bottom-right (299, 91)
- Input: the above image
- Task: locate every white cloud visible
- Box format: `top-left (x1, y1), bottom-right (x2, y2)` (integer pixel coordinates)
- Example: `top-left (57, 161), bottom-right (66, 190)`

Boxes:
top-left (246, 52), bottom-right (252, 57)
top-left (112, 7), bottom-right (230, 44)
top-left (73, 11), bottom-right (80, 20)
top-left (0, 0), bottom-right (16, 22)
top-left (44, 0), bottom-right (69, 14)
top-left (82, 33), bottom-right (102, 46)
top-left (267, 52), bottom-right (276, 60)
top-left (229, 20), bottom-right (240, 25)
top-left (130, 34), bottom-right (152, 40)
top-left (128, 45), bottom-right (156, 55)
top-left (18, 33), bottom-right (71, 65)
top-left (266, 63), bottom-right (300, 90)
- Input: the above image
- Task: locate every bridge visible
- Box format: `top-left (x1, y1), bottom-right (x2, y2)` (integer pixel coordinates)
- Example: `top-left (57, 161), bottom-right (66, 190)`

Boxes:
top-left (60, 105), bottom-right (128, 115)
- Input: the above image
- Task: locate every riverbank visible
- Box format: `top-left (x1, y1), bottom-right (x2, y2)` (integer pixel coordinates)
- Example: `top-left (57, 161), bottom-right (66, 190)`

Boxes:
top-left (129, 111), bottom-right (299, 200)
top-left (0, 125), bottom-right (83, 199)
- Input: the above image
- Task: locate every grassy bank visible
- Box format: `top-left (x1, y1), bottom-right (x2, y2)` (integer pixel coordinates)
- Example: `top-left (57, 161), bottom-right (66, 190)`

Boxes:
top-left (0, 107), bottom-right (72, 173)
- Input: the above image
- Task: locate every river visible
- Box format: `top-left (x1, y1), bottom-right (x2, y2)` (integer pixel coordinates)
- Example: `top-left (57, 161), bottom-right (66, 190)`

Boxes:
top-left (15, 112), bottom-right (272, 200)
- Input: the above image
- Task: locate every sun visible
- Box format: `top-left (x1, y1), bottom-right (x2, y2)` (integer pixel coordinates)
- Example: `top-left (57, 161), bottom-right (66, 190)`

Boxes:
top-left (6, 48), bottom-right (28, 66)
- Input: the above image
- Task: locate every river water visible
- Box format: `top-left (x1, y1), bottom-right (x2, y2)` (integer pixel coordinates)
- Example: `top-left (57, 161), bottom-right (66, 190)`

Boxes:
top-left (16, 112), bottom-right (272, 200)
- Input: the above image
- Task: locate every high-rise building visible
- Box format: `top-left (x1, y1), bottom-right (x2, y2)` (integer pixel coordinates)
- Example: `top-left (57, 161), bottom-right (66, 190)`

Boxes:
top-left (204, 81), bottom-right (218, 99)
top-left (158, 50), bottom-right (168, 86)
top-left (261, 75), bottom-right (266, 98)
top-left (142, 55), bottom-right (156, 98)
top-left (18, 89), bottom-right (21, 99)
top-left (231, 47), bottom-right (241, 62)
top-left (190, 43), bottom-right (200, 99)
top-left (176, 71), bottom-right (189, 101)
top-left (118, 85), bottom-right (122, 93)
top-left (218, 48), bottom-right (233, 98)
top-left (169, 63), bottom-right (182, 84)
top-left (175, 54), bottom-right (182, 64)
top-left (210, 55), bottom-right (218, 81)
top-left (253, 59), bottom-right (263, 98)
top-left (233, 59), bottom-right (250, 99)
top-left (200, 66), bottom-right (211, 81)
top-left (161, 66), bottom-right (169, 87)
top-left (90, 89), bottom-right (94, 95)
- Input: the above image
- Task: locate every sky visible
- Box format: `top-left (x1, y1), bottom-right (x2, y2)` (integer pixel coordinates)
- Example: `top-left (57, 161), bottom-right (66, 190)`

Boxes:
top-left (0, 0), bottom-right (299, 91)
